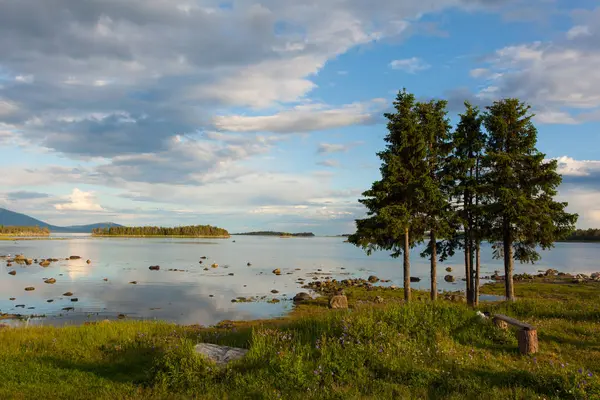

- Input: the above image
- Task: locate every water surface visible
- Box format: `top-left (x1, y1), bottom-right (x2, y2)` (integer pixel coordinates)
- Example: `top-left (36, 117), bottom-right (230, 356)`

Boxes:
top-left (1, 235), bottom-right (598, 326)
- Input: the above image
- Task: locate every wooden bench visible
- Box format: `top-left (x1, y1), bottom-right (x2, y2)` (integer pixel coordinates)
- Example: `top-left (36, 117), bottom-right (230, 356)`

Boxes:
top-left (492, 314), bottom-right (538, 355)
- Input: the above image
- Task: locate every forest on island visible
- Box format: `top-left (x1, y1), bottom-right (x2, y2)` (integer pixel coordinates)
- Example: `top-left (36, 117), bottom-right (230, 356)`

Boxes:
top-left (562, 228), bottom-right (600, 242)
top-left (91, 225), bottom-right (229, 237)
top-left (0, 225), bottom-right (50, 236)
top-left (233, 231), bottom-right (315, 237)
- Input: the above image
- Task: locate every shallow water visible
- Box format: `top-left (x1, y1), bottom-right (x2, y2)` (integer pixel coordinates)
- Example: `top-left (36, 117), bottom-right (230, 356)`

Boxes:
top-left (1, 235), bottom-right (598, 326)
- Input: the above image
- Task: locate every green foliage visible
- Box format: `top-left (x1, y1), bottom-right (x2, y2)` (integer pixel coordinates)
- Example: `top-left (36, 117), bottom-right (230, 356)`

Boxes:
top-left (482, 99), bottom-right (578, 299)
top-left (349, 89), bottom-right (428, 257)
top-left (0, 225), bottom-right (50, 236)
top-left (91, 225), bottom-right (229, 237)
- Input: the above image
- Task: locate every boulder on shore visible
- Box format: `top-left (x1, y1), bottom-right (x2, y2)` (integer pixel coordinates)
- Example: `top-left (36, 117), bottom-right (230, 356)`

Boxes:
top-left (293, 292), bottom-right (311, 302)
top-left (194, 343), bottom-right (248, 366)
top-left (368, 275), bottom-right (379, 283)
top-left (329, 294), bottom-right (348, 309)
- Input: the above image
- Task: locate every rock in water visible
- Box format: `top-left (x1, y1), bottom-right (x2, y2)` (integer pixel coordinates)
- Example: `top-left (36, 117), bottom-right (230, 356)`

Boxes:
top-left (293, 292), bottom-right (311, 302)
top-left (24, 287), bottom-right (35, 291)
top-left (194, 343), bottom-right (248, 366)
top-left (39, 260), bottom-right (50, 267)
top-left (211, 263), bottom-right (219, 268)
top-left (368, 275), bottom-right (379, 283)
top-left (69, 256), bottom-right (81, 260)
top-left (410, 277), bottom-right (421, 282)
top-left (86, 259), bottom-right (91, 264)
top-left (329, 294), bottom-right (348, 309)
top-left (8, 270), bottom-right (16, 276)
top-left (44, 278), bottom-right (56, 284)
top-left (445, 267), bottom-right (452, 272)
top-left (444, 275), bottom-right (455, 283)
top-left (149, 265), bottom-right (160, 271)
top-left (272, 268), bottom-right (281, 275)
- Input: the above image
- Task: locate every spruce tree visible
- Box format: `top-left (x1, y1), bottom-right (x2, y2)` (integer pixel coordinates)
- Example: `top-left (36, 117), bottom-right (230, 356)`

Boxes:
top-left (448, 102), bottom-right (487, 305)
top-left (482, 99), bottom-right (578, 301)
top-left (416, 100), bottom-right (453, 301)
top-left (348, 89), bottom-right (428, 302)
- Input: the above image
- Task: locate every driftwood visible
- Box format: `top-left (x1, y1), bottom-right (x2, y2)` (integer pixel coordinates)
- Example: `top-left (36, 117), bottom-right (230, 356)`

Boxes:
top-left (492, 314), bottom-right (538, 355)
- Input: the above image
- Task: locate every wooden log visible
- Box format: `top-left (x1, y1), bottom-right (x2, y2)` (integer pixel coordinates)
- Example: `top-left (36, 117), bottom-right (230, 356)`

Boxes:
top-left (492, 314), bottom-right (535, 331)
top-left (517, 329), bottom-right (538, 354)
top-left (493, 317), bottom-right (509, 330)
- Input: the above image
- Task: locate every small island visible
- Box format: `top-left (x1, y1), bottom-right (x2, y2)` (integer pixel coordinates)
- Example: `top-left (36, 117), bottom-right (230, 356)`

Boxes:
top-left (232, 231), bottom-right (315, 237)
top-left (0, 225), bottom-right (50, 237)
top-left (91, 225), bottom-right (230, 238)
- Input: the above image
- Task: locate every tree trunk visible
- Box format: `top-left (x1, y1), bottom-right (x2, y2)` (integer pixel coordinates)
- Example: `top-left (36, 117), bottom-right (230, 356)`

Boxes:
top-left (430, 230), bottom-right (437, 301)
top-left (464, 235), bottom-right (472, 305)
top-left (503, 219), bottom-right (515, 301)
top-left (474, 241), bottom-right (481, 306)
top-left (404, 227), bottom-right (411, 302)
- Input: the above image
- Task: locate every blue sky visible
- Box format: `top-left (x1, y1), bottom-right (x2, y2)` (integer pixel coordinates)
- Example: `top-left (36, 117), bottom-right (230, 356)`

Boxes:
top-left (0, 0), bottom-right (599, 234)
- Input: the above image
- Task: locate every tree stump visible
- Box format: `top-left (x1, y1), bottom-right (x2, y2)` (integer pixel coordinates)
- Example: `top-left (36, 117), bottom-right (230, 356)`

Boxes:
top-left (517, 329), bottom-right (538, 355)
top-left (493, 317), bottom-right (508, 330)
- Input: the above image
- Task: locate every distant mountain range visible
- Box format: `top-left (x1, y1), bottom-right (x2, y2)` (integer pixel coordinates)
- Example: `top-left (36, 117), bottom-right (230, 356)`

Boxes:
top-left (0, 208), bottom-right (122, 233)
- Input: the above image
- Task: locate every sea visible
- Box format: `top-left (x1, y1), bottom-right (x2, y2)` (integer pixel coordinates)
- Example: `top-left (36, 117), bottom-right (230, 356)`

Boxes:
top-left (1, 234), bottom-right (598, 326)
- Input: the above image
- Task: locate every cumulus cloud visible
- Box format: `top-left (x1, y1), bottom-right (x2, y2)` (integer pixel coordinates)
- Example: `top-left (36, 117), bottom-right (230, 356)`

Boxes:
top-left (212, 101), bottom-right (382, 134)
top-left (389, 57), bottom-right (430, 73)
top-left (463, 8), bottom-right (600, 124)
top-left (55, 188), bottom-right (104, 211)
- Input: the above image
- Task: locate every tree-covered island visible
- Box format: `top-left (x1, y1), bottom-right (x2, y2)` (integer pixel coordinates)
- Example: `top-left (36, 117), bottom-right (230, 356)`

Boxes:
top-left (91, 225), bottom-right (230, 238)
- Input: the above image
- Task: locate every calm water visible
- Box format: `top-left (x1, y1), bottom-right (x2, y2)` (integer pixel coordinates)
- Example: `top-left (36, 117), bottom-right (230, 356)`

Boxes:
top-left (1, 235), bottom-right (599, 326)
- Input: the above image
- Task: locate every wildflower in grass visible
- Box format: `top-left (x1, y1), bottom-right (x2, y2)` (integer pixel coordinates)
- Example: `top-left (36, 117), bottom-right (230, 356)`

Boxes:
top-left (588, 372), bottom-right (593, 377)
top-left (578, 368), bottom-right (583, 374)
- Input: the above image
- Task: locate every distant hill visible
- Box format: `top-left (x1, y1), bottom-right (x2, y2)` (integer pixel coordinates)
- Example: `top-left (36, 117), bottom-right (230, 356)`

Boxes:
top-left (0, 208), bottom-right (122, 233)
top-left (232, 231), bottom-right (315, 237)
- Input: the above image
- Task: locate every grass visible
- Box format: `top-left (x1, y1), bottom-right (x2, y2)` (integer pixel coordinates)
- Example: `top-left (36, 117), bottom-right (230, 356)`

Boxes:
top-left (1, 280), bottom-right (599, 399)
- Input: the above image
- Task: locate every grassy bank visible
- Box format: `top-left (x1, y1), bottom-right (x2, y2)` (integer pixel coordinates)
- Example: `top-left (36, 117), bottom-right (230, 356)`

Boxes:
top-left (1, 281), bottom-right (598, 399)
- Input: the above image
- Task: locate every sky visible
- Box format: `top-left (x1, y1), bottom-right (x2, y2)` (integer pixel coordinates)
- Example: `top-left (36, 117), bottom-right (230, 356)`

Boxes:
top-left (0, 0), bottom-right (599, 235)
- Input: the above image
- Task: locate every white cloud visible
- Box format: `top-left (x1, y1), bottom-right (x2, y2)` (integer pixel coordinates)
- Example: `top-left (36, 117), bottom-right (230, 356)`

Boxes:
top-left (317, 142), bottom-right (361, 154)
top-left (213, 101), bottom-right (380, 133)
top-left (316, 159), bottom-right (340, 168)
top-left (15, 75), bottom-right (34, 83)
top-left (0, 100), bottom-right (18, 116)
top-left (554, 156), bottom-right (600, 177)
top-left (389, 57), bottom-right (430, 73)
top-left (469, 68), bottom-right (490, 78)
top-left (534, 110), bottom-right (578, 125)
top-left (567, 25), bottom-right (592, 40)
top-left (55, 188), bottom-right (104, 212)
